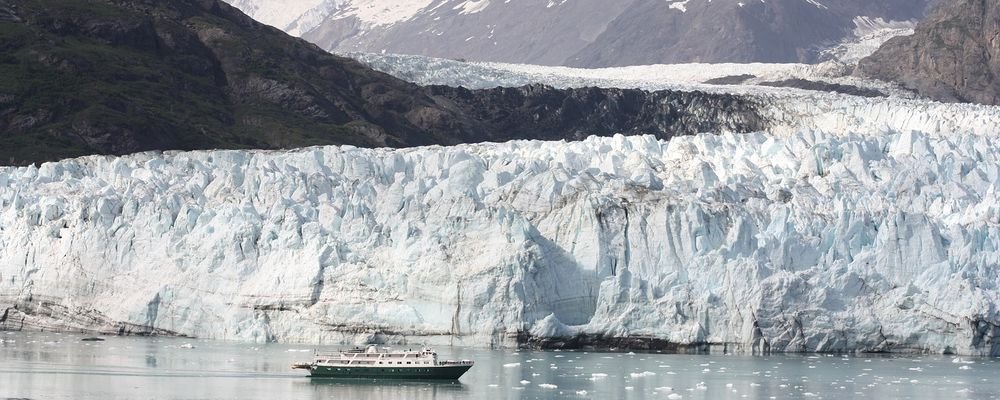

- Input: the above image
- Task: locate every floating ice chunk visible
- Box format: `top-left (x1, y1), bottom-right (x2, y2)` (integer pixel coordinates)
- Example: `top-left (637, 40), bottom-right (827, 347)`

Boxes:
top-left (519, 380), bottom-right (530, 385)
top-left (630, 371), bottom-right (656, 378)
top-left (503, 362), bottom-right (521, 368)
top-left (667, 394), bottom-right (683, 400)
top-left (576, 390), bottom-right (588, 396)
top-left (538, 383), bottom-right (557, 389)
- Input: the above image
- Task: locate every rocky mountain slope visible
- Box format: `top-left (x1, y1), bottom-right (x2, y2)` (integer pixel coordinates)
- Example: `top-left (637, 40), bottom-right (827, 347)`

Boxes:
top-left (228, 0), bottom-right (932, 67)
top-left (0, 0), bottom-right (763, 166)
top-left (569, 0), bottom-right (931, 67)
top-left (857, 0), bottom-right (1000, 105)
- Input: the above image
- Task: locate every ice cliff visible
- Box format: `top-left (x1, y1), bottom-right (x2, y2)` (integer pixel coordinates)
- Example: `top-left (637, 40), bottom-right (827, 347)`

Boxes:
top-left (2, 130), bottom-right (999, 355)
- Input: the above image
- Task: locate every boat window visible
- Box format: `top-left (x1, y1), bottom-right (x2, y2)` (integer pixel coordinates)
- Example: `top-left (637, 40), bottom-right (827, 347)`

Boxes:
top-left (406, 362), bottom-right (411, 364)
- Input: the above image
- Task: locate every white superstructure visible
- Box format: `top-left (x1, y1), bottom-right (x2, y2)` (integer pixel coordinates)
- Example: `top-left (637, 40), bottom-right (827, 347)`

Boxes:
top-left (313, 346), bottom-right (466, 367)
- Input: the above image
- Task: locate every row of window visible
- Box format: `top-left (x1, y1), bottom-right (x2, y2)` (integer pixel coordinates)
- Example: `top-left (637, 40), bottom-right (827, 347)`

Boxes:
top-left (375, 361), bottom-right (431, 365)
top-left (319, 360), bottom-right (430, 365)
top-left (331, 368), bottom-right (434, 373)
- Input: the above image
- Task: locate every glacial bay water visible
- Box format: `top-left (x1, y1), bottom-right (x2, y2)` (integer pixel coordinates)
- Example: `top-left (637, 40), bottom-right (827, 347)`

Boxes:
top-left (1, 331), bottom-right (998, 400)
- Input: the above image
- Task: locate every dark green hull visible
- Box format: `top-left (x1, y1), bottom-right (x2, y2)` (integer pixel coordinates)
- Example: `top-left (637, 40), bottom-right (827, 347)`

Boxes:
top-left (308, 365), bottom-right (472, 380)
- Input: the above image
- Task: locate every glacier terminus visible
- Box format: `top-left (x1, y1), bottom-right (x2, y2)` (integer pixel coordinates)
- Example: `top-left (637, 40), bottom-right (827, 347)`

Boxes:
top-left (1, 129), bottom-right (999, 356)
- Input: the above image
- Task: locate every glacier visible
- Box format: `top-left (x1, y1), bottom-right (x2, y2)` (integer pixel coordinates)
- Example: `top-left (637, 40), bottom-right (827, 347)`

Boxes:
top-left (2, 130), bottom-right (1000, 355)
top-left (354, 53), bottom-right (1000, 138)
top-left (349, 52), bottom-right (911, 97)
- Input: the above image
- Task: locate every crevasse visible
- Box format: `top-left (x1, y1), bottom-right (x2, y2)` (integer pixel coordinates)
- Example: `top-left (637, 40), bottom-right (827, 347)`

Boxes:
top-left (1, 131), bottom-right (998, 355)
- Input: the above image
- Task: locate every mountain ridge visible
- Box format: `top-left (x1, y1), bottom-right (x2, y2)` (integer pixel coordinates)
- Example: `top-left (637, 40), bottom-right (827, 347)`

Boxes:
top-left (228, 0), bottom-right (934, 67)
top-left (857, 0), bottom-right (1000, 105)
top-left (0, 0), bottom-right (765, 166)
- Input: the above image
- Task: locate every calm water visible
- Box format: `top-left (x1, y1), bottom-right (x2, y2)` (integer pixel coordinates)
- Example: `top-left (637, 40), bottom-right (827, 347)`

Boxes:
top-left (1, 331), bottom-right (998, 399)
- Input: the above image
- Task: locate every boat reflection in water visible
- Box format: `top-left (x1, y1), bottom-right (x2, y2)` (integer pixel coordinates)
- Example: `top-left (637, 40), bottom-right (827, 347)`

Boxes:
top-left (300, 379), bottom-right (468, 400)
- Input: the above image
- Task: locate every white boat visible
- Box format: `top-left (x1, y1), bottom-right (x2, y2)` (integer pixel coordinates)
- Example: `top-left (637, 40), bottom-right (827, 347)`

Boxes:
top-left (292, 345), bottom-right (474, 380)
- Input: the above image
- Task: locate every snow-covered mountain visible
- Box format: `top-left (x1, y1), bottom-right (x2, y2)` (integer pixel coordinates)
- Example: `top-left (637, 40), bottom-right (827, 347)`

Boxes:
top-left (224, 0), bottom-right (932, 66)
top-left (225, 0), bottom-right (333, 31)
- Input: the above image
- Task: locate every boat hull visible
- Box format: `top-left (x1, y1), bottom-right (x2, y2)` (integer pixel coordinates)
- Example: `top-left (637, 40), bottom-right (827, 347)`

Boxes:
top-left (308, 365), bottom-right (472, 380)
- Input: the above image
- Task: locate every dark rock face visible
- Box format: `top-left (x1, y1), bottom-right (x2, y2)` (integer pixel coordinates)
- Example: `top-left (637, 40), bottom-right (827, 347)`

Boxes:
top-left (857, 0), bottom-right (1000, 105)
top-left (758, 79), bottom-right (887, 98)
top-left (0, 0), bottom-right (766, 166)
top-left (703, 75), bottom-right (757, 85)
top-left (428, 85), bottom-right (766, 143)
top-left (0, 6), bottom-right (18, 22)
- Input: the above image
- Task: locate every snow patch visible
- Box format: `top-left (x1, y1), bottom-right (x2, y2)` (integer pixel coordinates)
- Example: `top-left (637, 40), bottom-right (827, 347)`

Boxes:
top-left (668, 0), bottom-right (690, 12)
top-left (224, 0), bottom-right (332, 30)
top-left (338, 0), bottom-right (434, 26)
top-left (455, 0), bottom-right (490, 14)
